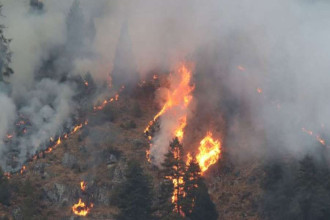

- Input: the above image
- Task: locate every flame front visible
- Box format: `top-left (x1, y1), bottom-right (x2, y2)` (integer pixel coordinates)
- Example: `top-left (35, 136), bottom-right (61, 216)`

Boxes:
top-left (196, 132), bottom-right (221, 173)
top-left (144, 64), bottom-right (194, 139)
top-left (302, 127), bottom-right (326, 146)
top-left (72, 199), bottom-right (93, 216)
top-left (93, 86), bottom-right (124, 111)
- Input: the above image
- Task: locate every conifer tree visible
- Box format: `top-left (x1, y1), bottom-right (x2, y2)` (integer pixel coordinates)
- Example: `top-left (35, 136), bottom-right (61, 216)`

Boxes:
top-left (189, 180), bottom-right (218, 220)
top-left (182, 157), bottom-right (201, 216)
top-left (112, 160), bottom-right (153, 220)
top-left (182, 158), bottom-right (218, 220)
top-left (161, 138), bottom-right (186, 216)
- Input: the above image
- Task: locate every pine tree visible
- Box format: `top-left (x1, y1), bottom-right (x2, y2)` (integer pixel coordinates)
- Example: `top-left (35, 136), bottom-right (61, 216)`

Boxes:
top-left (160, 138), bottom-right (186, 216)
top-left (182, 157), bottom-right (201, 216)
top-left (0, 5), bottom-right (13, 81)
top-left (112, 160), bottom-right (153, 220)
top-left (157, 179), bottom-right (174, 218)
top-left (190, 180), bottom-right (218, 220)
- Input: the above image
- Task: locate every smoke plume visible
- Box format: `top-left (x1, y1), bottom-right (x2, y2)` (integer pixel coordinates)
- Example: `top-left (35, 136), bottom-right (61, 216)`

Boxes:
top-left (1, 0), bottom-right (330, 174)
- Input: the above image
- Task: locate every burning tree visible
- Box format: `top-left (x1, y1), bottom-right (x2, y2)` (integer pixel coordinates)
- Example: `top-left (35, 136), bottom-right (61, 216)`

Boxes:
top-left (182, 157), bottom-right (201, 215)
top-left (161, 138), bottom-right (186, 216)
top-left (188, 179), bottom-right (218, 220)
top-left (160, 138), bottom-right (218, 219)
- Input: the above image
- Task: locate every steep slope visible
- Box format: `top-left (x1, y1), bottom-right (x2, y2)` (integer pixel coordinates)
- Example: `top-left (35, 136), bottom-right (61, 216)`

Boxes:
top-left (0, 90), bottom-right (263, 220)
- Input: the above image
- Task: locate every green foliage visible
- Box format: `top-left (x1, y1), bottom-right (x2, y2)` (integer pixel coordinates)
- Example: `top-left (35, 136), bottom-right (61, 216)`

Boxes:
top-left (182, 158), bottom-right (201, 216)
top-left (112, 160), bottom-right (154, 220)
top-left (0, 168), bottom-right (10, 206)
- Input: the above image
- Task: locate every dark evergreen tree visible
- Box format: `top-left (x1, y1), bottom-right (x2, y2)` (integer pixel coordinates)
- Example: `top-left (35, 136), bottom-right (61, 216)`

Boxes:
top-left (161, 138), bottom-right (186, 216)
top-left (182, 157), bottom-right (201, 216)
top-left (190, 180), bottom-right (218, 220)
top-left (0, 168), bottom-right (11, 206)
top-left (182, 157), bottom-right (218, 220)
top-left (0, 5), bottom-right (13, 81)
top-left (157, 179), bottom-right (174, 218)
top-left (112, 160), bottom-right (153, 220)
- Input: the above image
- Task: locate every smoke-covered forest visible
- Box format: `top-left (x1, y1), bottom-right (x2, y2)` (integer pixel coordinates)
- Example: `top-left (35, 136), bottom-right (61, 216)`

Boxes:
top-left (1, 0), bottom-right (330, 219)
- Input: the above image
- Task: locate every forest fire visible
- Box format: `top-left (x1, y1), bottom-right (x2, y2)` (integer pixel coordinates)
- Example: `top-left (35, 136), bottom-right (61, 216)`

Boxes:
top-left (302, 127), bottom-right (326, 146)
top-left (20, 165), bottom-right (26, 174)
top-left (93, 86), bottom-right (124, 111)
top-left (174, 116), bottom-right (187, 141)
top-left (143, 63), bottom-right (222, 213)
top-left (196, 132), bottom-right (221, 173)
top-left (72, 181), bottom-right (93, 216)
top-left (93, 94), bottom-right (119, 111)
top-left (144, 64), bottom-right (194, 139)
top-left (72, 199), bottom-right (93, 217)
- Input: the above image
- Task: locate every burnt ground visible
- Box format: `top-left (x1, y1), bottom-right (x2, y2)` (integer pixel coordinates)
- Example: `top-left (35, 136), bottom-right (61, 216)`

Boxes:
top-left (0, 89), bottom-right (263, 220)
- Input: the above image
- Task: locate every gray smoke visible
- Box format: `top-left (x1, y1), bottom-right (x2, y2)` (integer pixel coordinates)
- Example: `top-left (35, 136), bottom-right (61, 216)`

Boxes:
top-left (1, 0), bottom-right (330, 170)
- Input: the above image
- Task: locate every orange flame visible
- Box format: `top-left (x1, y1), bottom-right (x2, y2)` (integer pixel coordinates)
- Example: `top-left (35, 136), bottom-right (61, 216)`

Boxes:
top-left (146, 150), bottom-right (151, 163)
top-left (196, 132), bottom-right (221, 173)
top-left (20, 165), bottom-right (26, 175)
top-left (72, 199), bottom-right (93, 216)
top-left (93, 87), bottom-right (124, 111)
top-left (174, 117), bottom-right (187, 141)
top-left (144, 64), bottom-right (194, 139)
top-left (80, 181), bottom-right (87, 192)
